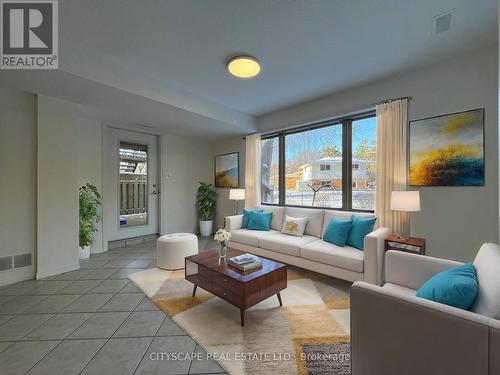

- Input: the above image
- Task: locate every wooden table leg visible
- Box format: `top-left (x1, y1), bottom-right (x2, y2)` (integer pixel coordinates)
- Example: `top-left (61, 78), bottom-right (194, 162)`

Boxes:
top-left (192, 285), bottom-right (197, 298)
top-left (277, 292), bottom-right (283, 307)
top-left (240, 309), bottom-right (245, 327)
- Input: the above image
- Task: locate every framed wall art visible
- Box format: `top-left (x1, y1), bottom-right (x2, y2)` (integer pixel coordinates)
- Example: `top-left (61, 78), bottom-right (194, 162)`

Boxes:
top-left (215, 152), bottom-right (239, 188)
top-left (409, 108), bottom-right (484, 186)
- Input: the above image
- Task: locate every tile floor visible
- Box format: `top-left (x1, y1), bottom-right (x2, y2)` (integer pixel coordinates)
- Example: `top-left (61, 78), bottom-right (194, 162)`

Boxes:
top-left (0, 237), bottom-right (227, 375)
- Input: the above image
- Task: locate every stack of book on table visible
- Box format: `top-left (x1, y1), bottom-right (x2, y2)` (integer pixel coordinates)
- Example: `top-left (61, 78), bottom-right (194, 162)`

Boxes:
top-left (228, 253), bottom-right (262, 273)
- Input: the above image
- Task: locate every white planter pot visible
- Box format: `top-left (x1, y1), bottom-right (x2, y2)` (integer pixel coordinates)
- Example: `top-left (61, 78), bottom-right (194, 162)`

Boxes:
top-left (199, 220), bottom-right (213, 237)
top-left (79, 246), bottom-right (91, 259)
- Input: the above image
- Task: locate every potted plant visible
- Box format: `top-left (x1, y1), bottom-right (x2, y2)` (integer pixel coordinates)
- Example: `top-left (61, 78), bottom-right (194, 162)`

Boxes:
top-left (79, 183), bottom-right (102, 259)
top-left (196, 182), bottom-right (217, 237)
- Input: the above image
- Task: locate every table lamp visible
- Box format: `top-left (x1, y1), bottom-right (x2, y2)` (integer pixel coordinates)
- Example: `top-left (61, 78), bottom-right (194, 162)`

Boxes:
top-left (390, 191), bottom-right (421, 239)
top-left (229, 189), bottom-right (245, 214)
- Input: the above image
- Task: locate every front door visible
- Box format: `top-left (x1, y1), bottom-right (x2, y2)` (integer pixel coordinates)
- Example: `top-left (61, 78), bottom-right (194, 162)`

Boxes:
top-left (103, 127), bottom-right (159, 242)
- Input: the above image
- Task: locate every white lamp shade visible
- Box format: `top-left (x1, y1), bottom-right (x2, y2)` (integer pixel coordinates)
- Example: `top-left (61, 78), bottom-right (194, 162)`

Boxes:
top-left (229, 189), bottom-right (245, 200)
top-left (390, 191), bottom-right (421, 212)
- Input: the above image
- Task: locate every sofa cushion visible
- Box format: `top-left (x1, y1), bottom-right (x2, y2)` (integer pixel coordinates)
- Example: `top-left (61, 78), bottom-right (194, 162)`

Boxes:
top-left (416, 263), bottom-right (478, 310)
top-left (259, 233), bottom-right (318, 257)
top-left (242, 208), bottom-right (263, 228)
top-left (323, 218), bottom-right (353, 247)
top-left (323, 210), bottom-right (375, 237)
top-left (346, 215), bottom-right (377, 250)
top-left (256, 206), bottom-right (285, 231)
top-left (284, 207), bottom-right (324, 238)
top-left (229, 229), bottom-right (278, 247)
top-left (281, 215), bottom-right (308, 237)
top-left (247, 211), bottom-right (272, 231)
top-left (300, 240), bottom-right (364, 272)
top-left (470, 242), bottom-right (500, 319)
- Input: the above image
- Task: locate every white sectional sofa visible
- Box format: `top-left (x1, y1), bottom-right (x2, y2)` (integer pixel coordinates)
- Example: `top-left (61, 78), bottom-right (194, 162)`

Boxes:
top-left (225, 206), bottom-right (390, 285)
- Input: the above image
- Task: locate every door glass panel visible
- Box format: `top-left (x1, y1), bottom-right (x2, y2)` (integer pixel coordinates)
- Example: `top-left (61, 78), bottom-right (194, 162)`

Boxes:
top-left (119, 142), bottom-right (148, 227)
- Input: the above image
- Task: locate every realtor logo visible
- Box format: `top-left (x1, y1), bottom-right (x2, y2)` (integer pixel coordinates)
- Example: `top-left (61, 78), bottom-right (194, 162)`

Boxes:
top-left (1, 0), bottom-right (58, 69)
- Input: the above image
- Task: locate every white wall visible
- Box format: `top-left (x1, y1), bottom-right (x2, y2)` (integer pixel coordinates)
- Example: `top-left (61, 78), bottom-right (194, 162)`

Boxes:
top-left (37, 109), bottom-right (215, 272)
top-left (211, 137), bottom-right (246, 229)
top-left (37, 95), bottom-right (80, 278)
top-left (160, 133), bottom-right (213, 234)
top-left (0, 90), bottom-right (229, 283)
top-left (257, 45), bottom-right (498, 262)
top-left (77, 118), bottom-right (104, 253)
top-left (0, 89), bottom-right (37, 285)
top-left (0, 89), bottom-right (108, 282)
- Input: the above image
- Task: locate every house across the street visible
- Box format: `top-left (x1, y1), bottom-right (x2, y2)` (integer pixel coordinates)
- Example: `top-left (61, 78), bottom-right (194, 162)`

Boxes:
top-left (297, 156), bottom-right (372, 190)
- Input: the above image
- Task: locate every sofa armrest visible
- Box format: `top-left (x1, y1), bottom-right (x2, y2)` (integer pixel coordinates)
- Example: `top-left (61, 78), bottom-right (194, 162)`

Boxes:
top-left (363, 227), bottom-right (390, 285)
top-left (225, 215), bottom-right (243, 231)
top-left (385, 250), bottom-right (463, 290)
top-left (351, 281), bottom-right (490, 375)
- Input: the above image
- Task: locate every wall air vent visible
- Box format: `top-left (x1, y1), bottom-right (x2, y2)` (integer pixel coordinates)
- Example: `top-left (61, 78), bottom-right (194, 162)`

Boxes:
top-left (14, 253), bottom-right (32, 268)
top-left (0, 256), bottom-right (13, 271)
top-left (433, 11), bottom-right (452, 35)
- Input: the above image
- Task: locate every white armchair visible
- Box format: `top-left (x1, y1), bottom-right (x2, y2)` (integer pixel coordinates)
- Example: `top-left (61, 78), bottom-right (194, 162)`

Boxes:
top-left (350, 245), bottom-right (500, 375)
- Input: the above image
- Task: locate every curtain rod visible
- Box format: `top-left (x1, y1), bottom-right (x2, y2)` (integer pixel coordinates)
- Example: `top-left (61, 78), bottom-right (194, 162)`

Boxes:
top-left (374, 96), bottom-right (412, 106)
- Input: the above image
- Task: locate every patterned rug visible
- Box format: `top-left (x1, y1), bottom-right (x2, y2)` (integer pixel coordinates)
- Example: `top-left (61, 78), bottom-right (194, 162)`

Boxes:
top-left (129, 266), bottom-right (351, 375)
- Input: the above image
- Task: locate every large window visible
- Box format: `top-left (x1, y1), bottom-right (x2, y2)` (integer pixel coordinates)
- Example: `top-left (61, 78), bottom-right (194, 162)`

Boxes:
top-left (352, 117), bottom-right (376, 210)
top-left (285, 125), bottom-right (343, 208)
top-left (260, 112), bottom-right (376, 211)
top-left (261, 137), bottom-right (280, 204)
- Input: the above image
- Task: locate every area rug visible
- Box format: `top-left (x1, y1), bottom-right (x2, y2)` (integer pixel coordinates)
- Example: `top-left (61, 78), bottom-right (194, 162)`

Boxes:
top-left (129, 266), bottom-right (352, 375)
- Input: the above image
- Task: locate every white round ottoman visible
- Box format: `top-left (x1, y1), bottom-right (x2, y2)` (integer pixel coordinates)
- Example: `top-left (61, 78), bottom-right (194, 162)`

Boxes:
top-left (156, 233), bottom-right (198, 270)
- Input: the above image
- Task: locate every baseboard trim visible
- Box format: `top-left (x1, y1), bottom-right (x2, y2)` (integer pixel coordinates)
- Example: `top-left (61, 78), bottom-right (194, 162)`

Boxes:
top-left (36, 263), bottom-right (80, 280)
top-left (108, 234), bottom-right (159, 249)
top-left (0, 265), bottom-right (35, 286)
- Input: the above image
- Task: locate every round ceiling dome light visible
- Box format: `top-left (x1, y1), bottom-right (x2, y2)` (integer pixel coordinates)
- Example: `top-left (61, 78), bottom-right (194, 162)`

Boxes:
top-left (227, 56), bottom-right (261, 78)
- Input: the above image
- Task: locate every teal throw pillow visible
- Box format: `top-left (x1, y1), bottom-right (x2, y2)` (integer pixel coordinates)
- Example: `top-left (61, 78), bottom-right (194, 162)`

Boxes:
top-left (242, 208), bottom-right (263, 228)
top-left (246, 211), bottom-right (272, 231)
top-left (346, 215), bottom-right (377, 250)
top-left (416, 263), bottom-right (478, 310)
top-left (323, 218), bottom-right (353, 247)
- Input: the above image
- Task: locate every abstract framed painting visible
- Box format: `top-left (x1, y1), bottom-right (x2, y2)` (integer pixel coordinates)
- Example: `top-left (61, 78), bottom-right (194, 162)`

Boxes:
top-left (409, 108), bottom-right (484, 186)
top-left (215, 152), bottom-right (239, 188)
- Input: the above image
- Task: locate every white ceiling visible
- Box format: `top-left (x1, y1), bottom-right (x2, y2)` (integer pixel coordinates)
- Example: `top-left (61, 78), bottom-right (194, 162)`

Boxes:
top-left (0, 69), bottom-right (254, 138)
top-left (1, 0), bottom-right (497, 138)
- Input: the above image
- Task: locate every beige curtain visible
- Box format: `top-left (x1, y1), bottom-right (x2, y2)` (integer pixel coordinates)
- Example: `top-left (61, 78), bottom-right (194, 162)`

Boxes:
top-left (375, 99), bottom-right (409, 235)
top-left (245, 133), bottom-right (261, 209)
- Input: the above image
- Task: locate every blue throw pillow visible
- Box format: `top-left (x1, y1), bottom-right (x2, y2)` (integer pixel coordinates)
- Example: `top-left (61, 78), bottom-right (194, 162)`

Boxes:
top-left (242, 208), bottom-right (263, 228)
top-left (416, 263), bottom-right (478, 310)
top-left (247, 211), bottom-right (272, 231)
top-left (346, 215), bottom-right (377, 250)
top-left (323, 218), bottom-right (353, 247)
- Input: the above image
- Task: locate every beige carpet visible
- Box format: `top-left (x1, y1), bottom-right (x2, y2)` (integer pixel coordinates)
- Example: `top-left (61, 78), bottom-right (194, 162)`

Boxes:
top-left (129, 266), bottom-right (351, 375)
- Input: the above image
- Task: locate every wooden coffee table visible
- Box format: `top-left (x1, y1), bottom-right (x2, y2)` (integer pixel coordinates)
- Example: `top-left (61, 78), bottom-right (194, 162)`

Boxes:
top-left (185, 248), bottom-right (287, 326)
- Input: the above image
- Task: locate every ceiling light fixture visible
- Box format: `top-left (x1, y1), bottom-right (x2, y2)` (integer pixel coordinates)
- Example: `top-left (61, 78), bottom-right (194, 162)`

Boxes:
top-left (227, 56), bottom-right (261, 78)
